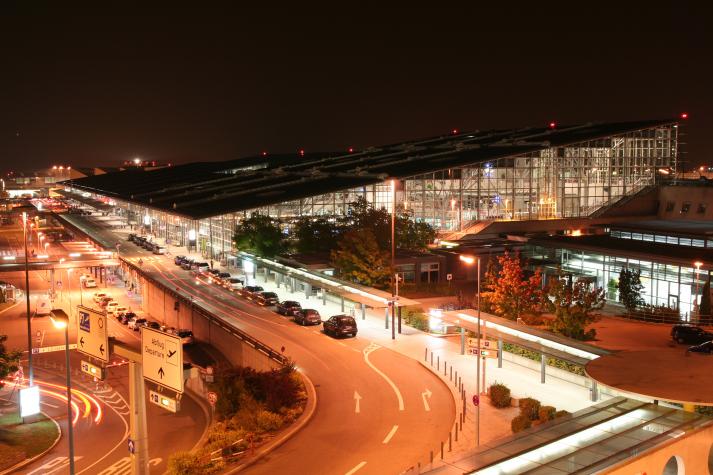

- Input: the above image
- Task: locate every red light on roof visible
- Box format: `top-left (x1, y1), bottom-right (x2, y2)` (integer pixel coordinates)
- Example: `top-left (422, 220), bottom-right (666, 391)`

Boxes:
top-left (680, 112), bottom-right (689, 119)
top-left (451, 128), bottom-right (459, 135)
top-left (549, 121), bottom-right (557, 129)
top-left (348, 147), bottom-right (354, 153)
top-left (299, 149), bottom-right (305, 157)
top-left (261, 151), bottom-right (268, 157)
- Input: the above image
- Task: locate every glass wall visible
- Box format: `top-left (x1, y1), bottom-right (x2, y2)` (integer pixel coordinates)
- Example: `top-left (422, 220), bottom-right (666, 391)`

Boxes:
top-left (524, 244), bottom-right (704, 319)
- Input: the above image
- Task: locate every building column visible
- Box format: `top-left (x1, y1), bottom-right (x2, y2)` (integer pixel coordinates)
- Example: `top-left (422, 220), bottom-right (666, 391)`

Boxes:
top-left (540, 353), bottom-right (546, 384)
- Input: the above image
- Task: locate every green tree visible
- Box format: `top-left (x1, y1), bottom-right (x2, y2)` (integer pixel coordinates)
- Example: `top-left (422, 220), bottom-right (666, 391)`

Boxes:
top-left (700, 275), bottom-right (711, 317)
top-left (618, 268), bottom-right (644, 312)
top-left (292, 217), bottom-right (341, 254)
top-left (331, 228), bottom-right (390, 288)
top-left (0, 335), bottom-right (21, 390)
top-left (546, 270), bottom-right (605, 340)
top-left (233, 213), bottom-right (285, 258)
top-left (486, 252), bottom-right (543, 320)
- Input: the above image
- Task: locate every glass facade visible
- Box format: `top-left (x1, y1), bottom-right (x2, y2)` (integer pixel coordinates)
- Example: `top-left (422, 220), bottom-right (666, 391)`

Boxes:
top-left (525, 244), bottom-right (705, 318)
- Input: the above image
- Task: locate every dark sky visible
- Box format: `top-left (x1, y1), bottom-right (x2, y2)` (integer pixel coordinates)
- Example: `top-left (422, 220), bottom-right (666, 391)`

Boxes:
top-left (1, 3), bottom-right (711, 172)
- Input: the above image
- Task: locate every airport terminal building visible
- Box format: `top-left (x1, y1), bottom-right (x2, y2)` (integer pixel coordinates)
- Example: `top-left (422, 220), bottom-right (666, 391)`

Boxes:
top-left (63, 118), bottom-right (680, 261)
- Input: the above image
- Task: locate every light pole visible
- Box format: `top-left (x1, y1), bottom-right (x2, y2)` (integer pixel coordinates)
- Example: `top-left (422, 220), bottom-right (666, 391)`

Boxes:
top-left (695, 261), bottom-right (703, 315)
top-left (22, 212), bottom-right (33, 385)
top-left (390, 179), bottom-right (396, 340)
top-left (50, 309), bottom-right (75, 475)
top-left (459, 253), bottom-right (481, 446)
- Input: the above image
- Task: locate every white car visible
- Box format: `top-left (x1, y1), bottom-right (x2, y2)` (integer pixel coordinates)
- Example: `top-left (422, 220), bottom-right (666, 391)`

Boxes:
top-left (93, 292), bottom-right (108, 303)
top-left (106, 301), bottom-right (120, 314)
top-left (225, 278), bottom-right (243, 291)
top-left (83, 278), bottom-right (97, 288)
top-left (109, 305), bottom-right (127, 316)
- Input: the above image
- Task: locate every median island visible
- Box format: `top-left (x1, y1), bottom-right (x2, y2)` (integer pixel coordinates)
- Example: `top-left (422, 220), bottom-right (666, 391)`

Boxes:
top-left (0, 412), bottom-right (60, 472)
top-left (168, 364), bottom-right (307, 474)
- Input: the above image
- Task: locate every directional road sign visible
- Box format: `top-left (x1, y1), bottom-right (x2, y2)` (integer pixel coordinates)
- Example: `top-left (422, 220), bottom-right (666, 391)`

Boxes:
top-left (149, 389), bottom-right (179, 413)
top-left (80, 360), bottom-right (106, 380)
top-left (468, 338), bottom-right (494, 349)
top-left (76, 306), bottom-right (109, 363)
top-left (31, 343), bottom-right (78, 354)
top-left (467, 348), bottom-right (499, 358)
top-left (141, 326), bottom-right (184, 393)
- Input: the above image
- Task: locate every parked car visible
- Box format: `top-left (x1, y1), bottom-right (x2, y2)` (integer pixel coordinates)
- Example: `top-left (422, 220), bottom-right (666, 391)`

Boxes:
top-left (176, 329), bottom-right (194, 346)
top-left (105, 301), bottom-right (120, 314)
top-left (240, 285), bottom-right (264, 298)
top-left (323, 315), bottom-right (358, 338)
top-left (256, 292), bottom-right (279, 306)
top-left (83, 278), bottom-right (97, 288)
top-left (181, 259), bottom-right (194, 270)
top-left (688, 341), bottom-right (713, 354)
top-left (208, 268), bottom-right (221, 277)
top-left (671, 324), bottom-right (713, 344)
top-left (99, 296), bottom-right (114, 308)
top-left (174, 255), bottom-right (187, 266)
top-left (225, 278), bottom-right (243, 291)
top-left (128, 233), bottom-right (136, 242)
top-left (120, 311), bottom-right (136, 324)
top-left (196, 262), bottom-right (210, 273)
top-left (153, 245), bottom-right (167, 255)
top-left (218, 272), bottom-right (231, 281)
top-left (276, 300), bottom-right (302, 316)
top-left (93, 291), bottom-right (108, 303)
top-left (294, 308), bottom-right (322, 326)
top-left (145, 321), bottom-right (161, 330)
top-left (111, 305), bottom-right (128, 316)
top-left (128, 317), bottom-right (147, 330)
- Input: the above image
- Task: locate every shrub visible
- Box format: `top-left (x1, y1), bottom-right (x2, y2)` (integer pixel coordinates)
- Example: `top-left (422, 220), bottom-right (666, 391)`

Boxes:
top-left (488, 382), bottom-right (512, 408)
top-left (538, 405), bottom-right (556, 422)
top-left (403, 307), bottom-right (429, 331)
top-left (167, 451), bottom-right (204, 475)
top-left (518, 397), bottom-right (541, 421)
top-left (554, 410), bottom-right (570, 419)
top-left (256, 410), bottom-right (284, 432)
top-left (511, 414), bottom-right (532, 433)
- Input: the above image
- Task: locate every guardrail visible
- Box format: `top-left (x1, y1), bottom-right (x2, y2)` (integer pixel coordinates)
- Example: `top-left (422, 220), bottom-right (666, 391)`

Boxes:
top-left (120, 256), bottom-right (290, 367)
top-left (618, 309), bottom-right (713, 326)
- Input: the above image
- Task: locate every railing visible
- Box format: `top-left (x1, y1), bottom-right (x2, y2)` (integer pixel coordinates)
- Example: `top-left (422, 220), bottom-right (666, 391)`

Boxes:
top-left (618, 308), bottom-right (713, 327)
top-left (120, 256), bottom-right (290, 367)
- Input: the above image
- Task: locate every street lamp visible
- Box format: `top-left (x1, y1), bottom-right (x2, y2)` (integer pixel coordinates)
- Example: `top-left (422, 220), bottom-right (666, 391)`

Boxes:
top-left (49, 309), bottom-right (75, 475)
top-left (390, 179), bottom-right (397, 340)
top-left (21, 212), bottom-right (33, 385)
top-left (459, 253), bottom-right (481, 447)
top-left (695, 261), bottom-right (703, 315)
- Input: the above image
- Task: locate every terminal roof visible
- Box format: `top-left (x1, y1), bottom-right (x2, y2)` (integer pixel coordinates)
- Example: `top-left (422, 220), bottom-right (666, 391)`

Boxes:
top-left (63, 119), bottom-right (676, 219)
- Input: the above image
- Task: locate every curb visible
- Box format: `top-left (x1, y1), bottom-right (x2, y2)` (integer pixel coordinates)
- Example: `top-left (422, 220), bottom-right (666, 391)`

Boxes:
top-left (187, 387), bottom-right (213, 452)
top-left (0, 301), bottom-right (19, 317)
top-left (0, 411), bottom-right (62, 475)
top-left (223, 369), bottom-right (318, 474)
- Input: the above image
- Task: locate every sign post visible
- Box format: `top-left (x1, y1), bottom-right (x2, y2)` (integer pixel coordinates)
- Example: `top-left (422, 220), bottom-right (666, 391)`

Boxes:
top-left (141, 327), bottom-right (184, 393)
top-left (76, 306), bottom-right (109, 363)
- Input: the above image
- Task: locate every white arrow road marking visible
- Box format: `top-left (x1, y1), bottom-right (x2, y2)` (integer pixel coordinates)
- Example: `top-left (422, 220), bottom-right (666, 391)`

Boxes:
top-left (344, 461), bottom-right (367, 475)
top-left (363, 343), bottom-right (404, 411)
top-left (382, 424), bottom-right (399, 444)
top-left (26, 456), bottom-right (84, 475)
top-left (422, 388), bottom-right (432, 411)
top-left (354, 391), bottom-right (362, 414)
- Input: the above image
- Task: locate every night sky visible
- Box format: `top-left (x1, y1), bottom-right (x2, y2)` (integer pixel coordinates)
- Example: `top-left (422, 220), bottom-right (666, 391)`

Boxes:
top-left (1, 3), bottom-right (711, 172)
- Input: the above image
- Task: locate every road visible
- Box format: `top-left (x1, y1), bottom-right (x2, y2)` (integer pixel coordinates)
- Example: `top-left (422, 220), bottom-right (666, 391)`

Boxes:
top-left (1, 265), bottom-right (206, 474)
top-left (121, 240), bottom-right (455, 474)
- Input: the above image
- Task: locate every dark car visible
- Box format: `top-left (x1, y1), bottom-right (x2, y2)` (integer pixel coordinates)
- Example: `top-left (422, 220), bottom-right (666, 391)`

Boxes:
top-left (688, 341), bottom-right (713, 354)
top-left (181, 259), bottom-right (194, 270)
top-left (120, 311), bottom-right (136, 324)
top-left (671, 324), bottom-right (713, 344)
top-left (174, 255), bottom-right (187, 266)
top-left (128, 233), bottom-right (136, 242)
top-left (256, 292), bottom-right (279, 306)
top-left (98, 296), bottom-right (114, 308)
top-left (218, 272), bottom-right (231, 281)
top-left (240, 285), bottom-right (264, 299)
top-left (208, 268), bottom-right (221, 277)
top-left (323, 315), bottom-right (358, 338)
top-left (294, 309), bottom-right (321, 326)
top-left (145, 321), bottom-right (161, 330)
top-left (276, 300), bottom-right (302, 316)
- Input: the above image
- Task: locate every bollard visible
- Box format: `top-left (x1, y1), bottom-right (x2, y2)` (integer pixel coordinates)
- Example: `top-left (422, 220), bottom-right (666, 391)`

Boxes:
top-left (437, 355), bottom-right (440, 371)
top-left (430, 353), bottom-right (433, 366)
top-left (444, 362), bottom-right (447, 376)
top-left (425, 348), bottom-right (428, 361)
top-left (440, 441), bottom-right (444, 459)
top-left (430, 451), bottom-right (433, 464)
top-left (455, 370), bottom-right (458, 386)
top-left (450, 366), bottom-right (452, 381)
top-left (449, 432), bottom-right (452, 452)
top-left (455, 423), bottom-right (458, 442)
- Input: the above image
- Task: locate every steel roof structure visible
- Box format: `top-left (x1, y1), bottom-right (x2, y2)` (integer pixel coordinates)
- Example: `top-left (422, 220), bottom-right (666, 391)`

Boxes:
top-left (64, 119), bottom-right (677, 220)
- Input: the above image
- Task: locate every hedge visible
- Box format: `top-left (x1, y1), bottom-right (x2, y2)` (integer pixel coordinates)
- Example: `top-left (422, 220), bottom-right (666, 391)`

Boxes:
top-left (518, 397), bottom-right (541, 421)
top-left (488, 382), bottom-right (512, 408)
top-left (511, 414), bottom-right (532, 433)
top-left (502, 342), bottom-right (585, 376)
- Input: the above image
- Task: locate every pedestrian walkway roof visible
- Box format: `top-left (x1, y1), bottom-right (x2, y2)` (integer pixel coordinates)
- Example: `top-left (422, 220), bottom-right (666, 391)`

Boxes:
top-left (62, 119), bottom-right (677, 219)
top-left (459, 397), bottom-right (712, 475)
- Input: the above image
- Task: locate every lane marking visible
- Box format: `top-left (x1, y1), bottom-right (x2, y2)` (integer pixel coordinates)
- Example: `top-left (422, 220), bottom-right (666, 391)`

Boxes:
top-left (382, 424), bottom-right (399, 444)
top-left (354, 391), bottom-right (361, 414)
top-left (422, 388), bottom-right (432, 412)
top-left (363, 343), bottom-right (404, 411)
top-left (344, 461), bottom-right (367, 475)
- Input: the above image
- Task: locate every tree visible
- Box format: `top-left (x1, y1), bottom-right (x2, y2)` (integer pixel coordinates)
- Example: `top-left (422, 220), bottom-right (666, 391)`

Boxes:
top-left (700, 275), bottom-right (712, 317)
top-left (486, 252), bottom-right (543, 320)
top-left (0, 335), bottom-right (21, 390)
top-left (546, 269), bottom-right (605, 340)
top-left (292, 217), bottom-right (341, 254)
top-left (233, 213), bottom-right (285, 258)
top-left (331, 228), bottom-right (390, 288)
top-left (618, 268), bottom-right (644, 312)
